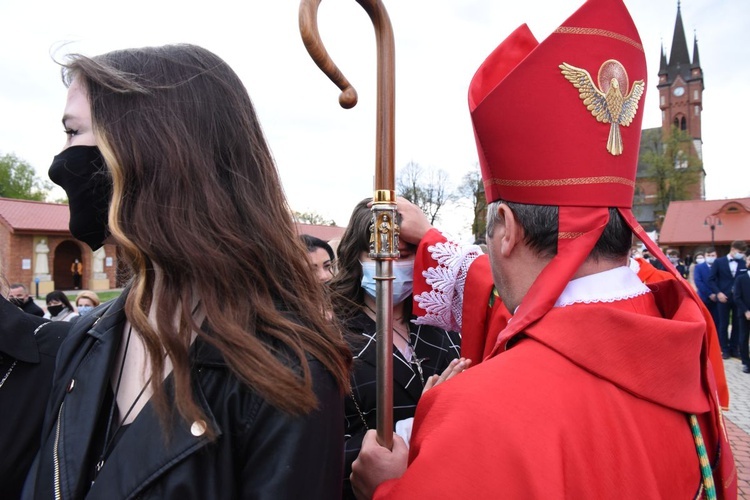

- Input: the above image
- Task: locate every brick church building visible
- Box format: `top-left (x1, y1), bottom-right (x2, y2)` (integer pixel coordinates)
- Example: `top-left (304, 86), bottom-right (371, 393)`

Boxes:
top-left (0, 197), bottom-right (120, 295)
top-left (634, 3), bottom-right (705, 231)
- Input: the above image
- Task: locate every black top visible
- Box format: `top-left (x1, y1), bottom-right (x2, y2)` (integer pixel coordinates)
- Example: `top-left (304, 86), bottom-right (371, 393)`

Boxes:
top-left (0, 297), bottom-right (69, 499)
top-left (18, 297), bottom-right (44, 318)
top-left (343, 312), bottom-right (461, 498)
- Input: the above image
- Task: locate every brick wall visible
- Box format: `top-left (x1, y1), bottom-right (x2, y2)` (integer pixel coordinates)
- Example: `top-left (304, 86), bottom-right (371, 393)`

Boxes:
top-left (0, 231), bottom-right (118, 291)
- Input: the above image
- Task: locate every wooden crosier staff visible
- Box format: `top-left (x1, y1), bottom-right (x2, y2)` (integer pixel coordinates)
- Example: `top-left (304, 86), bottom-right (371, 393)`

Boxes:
top-left (299, 0), bottom-right (397, 450)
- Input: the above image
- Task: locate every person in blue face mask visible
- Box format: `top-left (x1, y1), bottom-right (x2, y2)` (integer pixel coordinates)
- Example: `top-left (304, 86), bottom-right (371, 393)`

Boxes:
top-left (328, 198), bottom-right (467, 499)
top-left (74, 290), bottom-right (101, 316)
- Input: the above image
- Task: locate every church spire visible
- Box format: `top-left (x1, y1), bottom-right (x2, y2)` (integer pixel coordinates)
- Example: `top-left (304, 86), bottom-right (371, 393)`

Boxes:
top-left (667, 0), bottom-right (692, 84)
top-left (691, 32), bottom-right (701, 69)
top-left (659, 42), bottom-right (668, 76)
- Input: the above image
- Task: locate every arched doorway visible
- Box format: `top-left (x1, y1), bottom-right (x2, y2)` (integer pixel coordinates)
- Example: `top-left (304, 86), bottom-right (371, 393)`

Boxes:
top-left (53, 240), bottom-right (83, 290)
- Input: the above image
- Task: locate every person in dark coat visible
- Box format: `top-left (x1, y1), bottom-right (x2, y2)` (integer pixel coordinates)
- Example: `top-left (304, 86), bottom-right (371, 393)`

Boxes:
top-left (709, 240), bottom-right (748, 358)
top-left (23, 44), bottom-right (351, 499)
top-left (693, 248), bottom-right (719, 329)
top-left (734, 255), bottom-right (750, 373)
top-left (0, 291), bottom-right (68, 499)
top-left (8, 283), bottom-right (44, 317)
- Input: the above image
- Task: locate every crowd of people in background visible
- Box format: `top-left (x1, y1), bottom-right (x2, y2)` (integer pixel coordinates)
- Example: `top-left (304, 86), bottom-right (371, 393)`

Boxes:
top-left (640, 240), bottom-right (750, 374)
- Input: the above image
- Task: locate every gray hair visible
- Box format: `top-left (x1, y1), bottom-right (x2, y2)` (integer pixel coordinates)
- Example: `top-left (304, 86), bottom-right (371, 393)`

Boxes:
top-left (486, 200), bottom-right (630, 261)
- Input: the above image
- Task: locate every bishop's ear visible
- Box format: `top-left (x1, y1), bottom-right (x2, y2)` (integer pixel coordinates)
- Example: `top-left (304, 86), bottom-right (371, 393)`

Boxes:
top-left (487, 203), bottom-right (522, 258)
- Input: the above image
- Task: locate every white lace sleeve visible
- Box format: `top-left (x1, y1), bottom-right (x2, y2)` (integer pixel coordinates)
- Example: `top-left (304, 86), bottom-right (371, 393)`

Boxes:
top-left (413, 238), bottom-right (482, 332)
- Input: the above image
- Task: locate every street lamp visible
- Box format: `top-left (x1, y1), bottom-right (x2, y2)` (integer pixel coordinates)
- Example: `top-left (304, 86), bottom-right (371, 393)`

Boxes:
top-left (704, 215), bottom-right (722, 248)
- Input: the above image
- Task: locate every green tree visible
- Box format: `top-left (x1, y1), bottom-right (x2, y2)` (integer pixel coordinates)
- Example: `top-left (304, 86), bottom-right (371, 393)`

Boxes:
top-left (294, 210), bottom-right (336, 226)
top-left (457, 164), bottom-right (487, 244)
top-left (396, 161), bottom-right (454, 225)
top-left (0, 153), bottom-right (52, 201)
top-left (640, 127), bottom-right (703, 215)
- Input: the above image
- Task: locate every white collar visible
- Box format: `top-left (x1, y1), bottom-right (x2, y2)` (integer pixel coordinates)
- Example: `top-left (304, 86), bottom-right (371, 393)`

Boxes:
top-left (554, 265), bottom-right (649, 308)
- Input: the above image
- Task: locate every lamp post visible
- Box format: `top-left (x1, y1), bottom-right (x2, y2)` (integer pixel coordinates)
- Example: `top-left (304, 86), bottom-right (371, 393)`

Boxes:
top-left (704, 215), bottom-right (722, 248)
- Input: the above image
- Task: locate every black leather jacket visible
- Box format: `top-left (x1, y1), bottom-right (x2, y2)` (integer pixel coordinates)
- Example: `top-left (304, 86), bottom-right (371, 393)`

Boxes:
top-left (23, 292), bottom-right (344, 499)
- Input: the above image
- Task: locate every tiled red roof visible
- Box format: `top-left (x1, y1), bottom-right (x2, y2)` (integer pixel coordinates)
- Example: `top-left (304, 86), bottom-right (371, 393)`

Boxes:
top-left (0, 197), bottom-right (70, 233)
top-left (295, 223), bottom-right (346, 242)
top-left (659, 197), bottom-right (750, 245)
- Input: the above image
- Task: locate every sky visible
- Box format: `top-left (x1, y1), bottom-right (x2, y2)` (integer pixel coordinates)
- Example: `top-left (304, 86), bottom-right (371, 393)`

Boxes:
top-left (0, 0), bottom-right (748, 241)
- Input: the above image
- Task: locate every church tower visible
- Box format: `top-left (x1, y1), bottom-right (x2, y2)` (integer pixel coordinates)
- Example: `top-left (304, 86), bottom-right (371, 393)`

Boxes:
top-left (656, 1), bottom-right (705, 197)
top-left (657, 2), bottom-right (704, 153)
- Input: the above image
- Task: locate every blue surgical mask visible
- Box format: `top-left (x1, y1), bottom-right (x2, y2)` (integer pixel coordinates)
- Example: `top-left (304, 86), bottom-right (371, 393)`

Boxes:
top-left (361, 260), bottom-right (414, 305)
top-left (706, 256), bottom-right (716, 265)
top-left (77, 305), bottom-right (94, 315)
top-left (735, 253), bottom-right (746, 261)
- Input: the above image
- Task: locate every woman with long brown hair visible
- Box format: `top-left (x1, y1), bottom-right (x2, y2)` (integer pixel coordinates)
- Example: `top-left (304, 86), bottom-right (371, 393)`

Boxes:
top-left (329, 199), bottom-right (465, 499)
top-left (23, 44), bottom-right (351, 499)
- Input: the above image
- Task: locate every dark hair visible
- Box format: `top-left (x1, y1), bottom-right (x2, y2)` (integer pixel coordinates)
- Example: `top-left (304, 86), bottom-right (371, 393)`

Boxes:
top-left (705, 247), bottom-right (716, 254)
top-left (487, 201), bottom-right (631, 260)
top-left (328, 199), bottom-right (412, 325)
top-left (300, 234), bottom-right (335, 261)
top-left (46, 290), bottom-right (74, 310)
top-left (9, 283), bottom-right (28, 293)
top-left (63, 44), bottom-right (351, 432)
top-left (731, 240), bottom-right (748, 253)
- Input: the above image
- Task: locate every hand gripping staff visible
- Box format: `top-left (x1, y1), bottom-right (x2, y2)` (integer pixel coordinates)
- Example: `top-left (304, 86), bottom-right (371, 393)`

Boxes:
top-left (299, 0), bottom-right (398, 450)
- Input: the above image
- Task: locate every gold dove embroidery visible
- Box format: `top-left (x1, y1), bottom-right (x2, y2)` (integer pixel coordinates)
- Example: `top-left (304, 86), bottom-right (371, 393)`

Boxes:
top-left (560, 60), bottom-right (644, 156)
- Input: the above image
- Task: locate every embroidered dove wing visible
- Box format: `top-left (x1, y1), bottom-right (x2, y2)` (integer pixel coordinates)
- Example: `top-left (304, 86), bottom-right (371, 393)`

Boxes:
top-left (559, 62), bottom-right (644, 155)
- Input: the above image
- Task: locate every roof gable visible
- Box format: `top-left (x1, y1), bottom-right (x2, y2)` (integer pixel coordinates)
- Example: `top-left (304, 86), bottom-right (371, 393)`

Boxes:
top-left (0, 197), bottom-right (70, 233)
top-left (659, 197), bottom-right (750, 245)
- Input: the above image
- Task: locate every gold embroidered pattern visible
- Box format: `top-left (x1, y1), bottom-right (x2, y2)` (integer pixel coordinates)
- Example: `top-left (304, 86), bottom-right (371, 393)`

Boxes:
top-left (554, 26), bottom-right (643, 52)
top-left (560, 60), bottom-right (645, 155)
top-left (558, 232), bottom-right (584, 239)
top-left (485, 175), bottom-right (635, 188)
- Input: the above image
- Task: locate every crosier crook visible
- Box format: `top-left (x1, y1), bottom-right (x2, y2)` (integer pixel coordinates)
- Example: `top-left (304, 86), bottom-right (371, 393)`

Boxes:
top-left (299, 0), bottom-right (398, 450)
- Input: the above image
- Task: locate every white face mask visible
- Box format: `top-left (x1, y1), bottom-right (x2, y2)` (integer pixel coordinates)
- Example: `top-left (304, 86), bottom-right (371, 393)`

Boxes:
top-left (695, 257), bottom-right (705, 265)
top-left (706, 256), bottom-right (716, 265)
top-left (361, 260), bottom-right (414, 305)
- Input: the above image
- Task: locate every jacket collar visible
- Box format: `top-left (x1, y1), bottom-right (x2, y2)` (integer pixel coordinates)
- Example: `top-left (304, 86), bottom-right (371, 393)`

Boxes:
top-left (0, 296), bottom-right (45, 363)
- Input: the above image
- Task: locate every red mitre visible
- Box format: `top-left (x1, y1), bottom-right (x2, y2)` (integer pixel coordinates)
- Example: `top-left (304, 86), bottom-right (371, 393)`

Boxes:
top-left (468, 0), bottom-right (695, 352)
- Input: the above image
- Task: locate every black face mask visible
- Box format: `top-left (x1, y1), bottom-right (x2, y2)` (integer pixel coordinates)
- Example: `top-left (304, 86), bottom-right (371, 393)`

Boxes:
top-left (49, 146), bottom-right (112, 250)
top-left (47, 304), bottom-right (64, 317)
top-left (9, 297), bottom-right (25, 307)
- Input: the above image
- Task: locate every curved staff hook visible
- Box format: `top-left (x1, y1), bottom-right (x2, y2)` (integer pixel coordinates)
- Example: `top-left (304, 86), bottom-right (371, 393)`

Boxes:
top-left (300, 0), bottom-right (398, 450)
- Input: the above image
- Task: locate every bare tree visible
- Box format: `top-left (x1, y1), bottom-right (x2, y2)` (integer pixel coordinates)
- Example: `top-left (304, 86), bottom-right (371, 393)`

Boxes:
top-left (457, 164), bottom-right (487, 244)
top-left (396, 161), bottom-right (454, 224)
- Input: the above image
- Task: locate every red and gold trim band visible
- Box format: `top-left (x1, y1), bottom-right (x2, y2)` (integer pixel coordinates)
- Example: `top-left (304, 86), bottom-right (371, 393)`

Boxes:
top-left (484, 175), bottom-right (636, 188)
top-left (554, 26), bottom-right (643, 52)
top-left (558, 232), bottom-right (585, 239)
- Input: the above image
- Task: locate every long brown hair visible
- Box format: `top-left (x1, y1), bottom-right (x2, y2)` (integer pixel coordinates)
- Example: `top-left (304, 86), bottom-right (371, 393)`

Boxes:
top-left (63, 44), bottom-right (351, 431)
top-left (328, 198), bottom-right (412, 325)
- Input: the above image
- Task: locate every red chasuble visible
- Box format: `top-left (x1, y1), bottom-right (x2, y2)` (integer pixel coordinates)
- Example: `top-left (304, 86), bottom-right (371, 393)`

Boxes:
top-left (381, 279), bottom-right (735, 498)
top-left (405, 229), bottom-right (736, 498)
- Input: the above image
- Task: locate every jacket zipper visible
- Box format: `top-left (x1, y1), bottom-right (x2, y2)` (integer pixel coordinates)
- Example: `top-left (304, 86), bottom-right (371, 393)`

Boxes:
top-left (53, 402), bottom-right (64, 500)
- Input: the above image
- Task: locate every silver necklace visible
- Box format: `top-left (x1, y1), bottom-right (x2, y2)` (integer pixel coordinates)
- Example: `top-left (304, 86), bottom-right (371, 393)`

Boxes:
top-left (363, 305), bottom-right (427, 385)
top-left (0, 360), bottom-right (17, 389)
